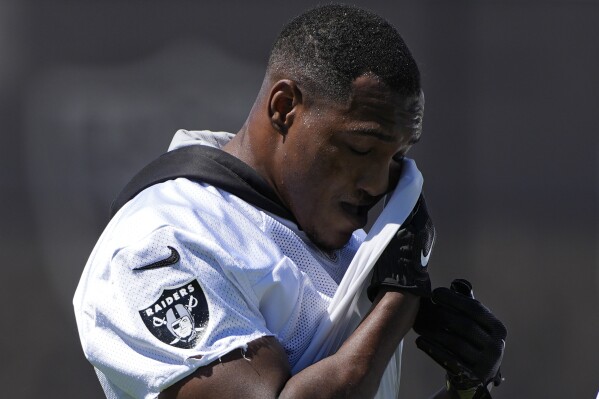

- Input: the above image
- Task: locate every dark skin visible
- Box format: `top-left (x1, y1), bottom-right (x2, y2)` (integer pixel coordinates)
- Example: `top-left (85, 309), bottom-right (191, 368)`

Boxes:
top-left (229, 75), bottom-right (420, 251)
top-left (160, 73), bottom-right (451, 398)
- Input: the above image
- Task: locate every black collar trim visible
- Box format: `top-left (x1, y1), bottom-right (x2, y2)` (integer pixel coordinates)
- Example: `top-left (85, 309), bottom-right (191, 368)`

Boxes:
top-left (110, 145), bottom-right (296, 223)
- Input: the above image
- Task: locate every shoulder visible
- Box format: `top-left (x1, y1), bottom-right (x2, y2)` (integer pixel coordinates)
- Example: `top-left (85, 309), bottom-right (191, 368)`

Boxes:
top-left (114, 178), bottom-right (263, 239)
top-left (77, 180), bottom-right (296, 310)
top-left (110, 178), bottom-right (280, 267)
top-left (74, 179), bottom-right (286, 397)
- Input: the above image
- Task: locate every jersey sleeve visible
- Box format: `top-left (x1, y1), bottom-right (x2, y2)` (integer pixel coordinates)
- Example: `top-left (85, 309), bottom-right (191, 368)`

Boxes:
top-left (75, 223), bottom-right (279, 399)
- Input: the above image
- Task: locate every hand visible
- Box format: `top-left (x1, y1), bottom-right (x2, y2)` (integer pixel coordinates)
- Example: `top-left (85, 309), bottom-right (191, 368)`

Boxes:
top-left (367, 194), bottom-right (435, 301)
top-left (413, 279), bottom-right (507, 396)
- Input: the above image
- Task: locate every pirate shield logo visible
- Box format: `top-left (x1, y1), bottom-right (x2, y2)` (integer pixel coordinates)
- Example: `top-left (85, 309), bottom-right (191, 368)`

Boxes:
top-left (139, 279), bottom-right (209, 349)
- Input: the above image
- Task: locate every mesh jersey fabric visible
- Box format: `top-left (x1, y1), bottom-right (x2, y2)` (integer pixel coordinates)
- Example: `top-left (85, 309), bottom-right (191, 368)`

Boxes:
top-left (74, 131), bottom-right (363, 398)
top-left (74, 177), bottom-right (365, 398)
top-left (74, 130), bottom-right (424, 399)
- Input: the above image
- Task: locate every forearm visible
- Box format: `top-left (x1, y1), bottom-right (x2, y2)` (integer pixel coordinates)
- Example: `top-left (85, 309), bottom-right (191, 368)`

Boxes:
top-left (279, 290), bottom-right (419, 399)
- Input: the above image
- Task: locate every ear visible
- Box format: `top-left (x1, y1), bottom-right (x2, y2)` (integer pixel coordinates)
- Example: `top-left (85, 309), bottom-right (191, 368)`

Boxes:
top-left (268, 80), bottom-right (302, 134)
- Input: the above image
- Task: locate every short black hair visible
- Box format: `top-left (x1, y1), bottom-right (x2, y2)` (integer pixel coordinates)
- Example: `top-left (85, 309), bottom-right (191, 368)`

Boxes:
top-left (267, 4), bottom-right (421, 101)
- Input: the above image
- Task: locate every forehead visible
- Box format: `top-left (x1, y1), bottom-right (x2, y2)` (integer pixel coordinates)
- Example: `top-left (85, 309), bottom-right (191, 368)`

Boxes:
top-left (342, 75), bottom-right (424, 138)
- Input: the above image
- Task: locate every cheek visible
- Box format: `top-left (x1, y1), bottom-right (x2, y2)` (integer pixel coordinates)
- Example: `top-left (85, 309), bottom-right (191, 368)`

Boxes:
top-left (302, 148), bottom-right (347, 197)
top-left (287, 137), bottom-right (342, 187)
top-left (283, 154), bottom-right (342, 220)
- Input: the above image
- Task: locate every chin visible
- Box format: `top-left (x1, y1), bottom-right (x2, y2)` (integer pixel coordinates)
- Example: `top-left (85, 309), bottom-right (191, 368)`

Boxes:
top-left (306, 228), bottom-right (352, 251)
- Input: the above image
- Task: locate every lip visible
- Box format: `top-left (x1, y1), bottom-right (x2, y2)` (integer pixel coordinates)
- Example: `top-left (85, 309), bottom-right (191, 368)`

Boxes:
top-left (340, 202), bottom-right (370, 230)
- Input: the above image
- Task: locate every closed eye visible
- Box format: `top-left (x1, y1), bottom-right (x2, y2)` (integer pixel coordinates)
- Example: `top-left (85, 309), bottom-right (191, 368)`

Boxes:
top-left (349, 146), bottom-right (372, 156)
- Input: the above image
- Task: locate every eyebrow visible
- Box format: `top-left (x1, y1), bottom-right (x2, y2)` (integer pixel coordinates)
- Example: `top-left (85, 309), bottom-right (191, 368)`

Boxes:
top-left (344, 129), bottom-right (421, 145)
top-left (344, 129), bottom-right (396, 142)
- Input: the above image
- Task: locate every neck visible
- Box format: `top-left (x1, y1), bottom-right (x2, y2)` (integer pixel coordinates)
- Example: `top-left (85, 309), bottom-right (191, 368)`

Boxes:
top-left (223, 76), bottom-right (291, 212)
top-left (222, 114), bottom-right (280, 198)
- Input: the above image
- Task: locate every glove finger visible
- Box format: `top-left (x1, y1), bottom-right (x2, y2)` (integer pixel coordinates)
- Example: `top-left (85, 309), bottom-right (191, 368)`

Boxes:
top-left (414, 300), bottom-right (467, 338)
top-left (413, 304), bottom-right (451, 336)
top-left (416, 329), bottom-right (481, 367)
top-left (413, 310), bottom-right (504, 363)
top-left (415, 336), bottom-right (476, 377)
top-left (436, 313), bottom-right (493, 352)
top-left (432, 287), bottom-right (507, 339)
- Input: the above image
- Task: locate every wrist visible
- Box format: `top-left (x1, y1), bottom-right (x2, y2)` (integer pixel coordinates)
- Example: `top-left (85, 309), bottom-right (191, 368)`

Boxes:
top-left (372, 286), bottom-right (419, 308)
top-left (368, 277), bottom-right (431, 301)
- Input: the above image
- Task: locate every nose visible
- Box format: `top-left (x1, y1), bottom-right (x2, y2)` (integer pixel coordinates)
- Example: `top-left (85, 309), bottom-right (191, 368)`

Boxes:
top-left (356, 161), bottom-right (391, 198)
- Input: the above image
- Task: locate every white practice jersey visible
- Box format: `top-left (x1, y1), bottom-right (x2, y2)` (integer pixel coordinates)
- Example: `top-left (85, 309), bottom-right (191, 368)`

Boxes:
top-left (73, 131), bottom-right (365, 398)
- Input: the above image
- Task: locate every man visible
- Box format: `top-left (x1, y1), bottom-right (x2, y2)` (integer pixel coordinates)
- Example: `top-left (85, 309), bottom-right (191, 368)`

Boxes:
top-left (74, 4), bottom-right (506, 398)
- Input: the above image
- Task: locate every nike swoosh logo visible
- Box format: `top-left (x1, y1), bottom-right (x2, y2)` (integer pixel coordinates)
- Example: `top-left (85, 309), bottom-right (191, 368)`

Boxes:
top-left (133, 246), bottom-right (180, 271)
top-left (420, 236), bottom-right (435, 267)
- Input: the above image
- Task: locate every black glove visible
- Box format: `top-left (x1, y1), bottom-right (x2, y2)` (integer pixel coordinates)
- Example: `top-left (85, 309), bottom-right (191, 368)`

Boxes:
top-left (367, 194), bottom-right (435, 301)
top-left (413, 279), bottom-right (507, 398)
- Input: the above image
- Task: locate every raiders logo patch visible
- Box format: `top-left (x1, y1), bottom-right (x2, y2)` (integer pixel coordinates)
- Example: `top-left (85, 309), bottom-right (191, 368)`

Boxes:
top-left (139, 279), bottom-right (209, 349)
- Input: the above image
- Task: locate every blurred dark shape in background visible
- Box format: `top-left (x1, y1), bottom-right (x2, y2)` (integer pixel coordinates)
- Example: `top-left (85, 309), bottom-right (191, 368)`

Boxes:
top-left (1, 1), bottom-right (597, 398)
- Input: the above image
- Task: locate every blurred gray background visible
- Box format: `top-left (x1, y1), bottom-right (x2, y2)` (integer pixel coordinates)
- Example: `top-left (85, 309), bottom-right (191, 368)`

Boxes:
top-left (1, 0), bottom-right (597, 397)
